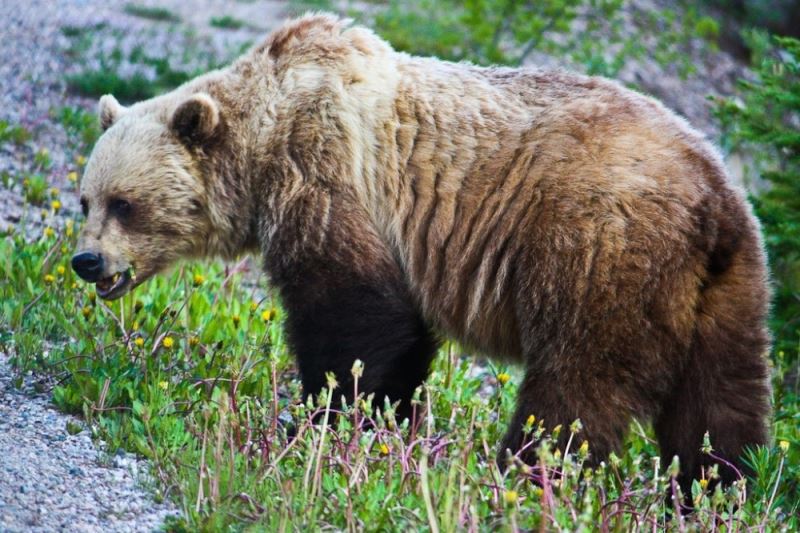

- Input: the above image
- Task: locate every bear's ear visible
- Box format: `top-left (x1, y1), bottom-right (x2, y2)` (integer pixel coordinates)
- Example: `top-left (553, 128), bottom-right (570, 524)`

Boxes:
top-left (170, 93), bottom-right (220, 145)
top-left (98, 94), bottom-right (124, 131)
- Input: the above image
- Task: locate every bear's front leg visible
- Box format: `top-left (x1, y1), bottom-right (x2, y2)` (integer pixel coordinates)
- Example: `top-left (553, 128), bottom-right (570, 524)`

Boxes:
top-left (263, 189), bottom-right (439, 422)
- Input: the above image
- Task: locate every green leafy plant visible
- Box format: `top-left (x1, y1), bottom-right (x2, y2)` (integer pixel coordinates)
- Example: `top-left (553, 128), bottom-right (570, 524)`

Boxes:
top-left (210, 15), bottom-right (247, 30)
top-left (123, 3), bottom-right (181, 23)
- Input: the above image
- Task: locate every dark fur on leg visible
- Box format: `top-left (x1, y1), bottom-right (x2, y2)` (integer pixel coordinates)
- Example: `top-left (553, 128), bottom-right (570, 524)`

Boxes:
top-left (263, 192), bottom-right (439, 424)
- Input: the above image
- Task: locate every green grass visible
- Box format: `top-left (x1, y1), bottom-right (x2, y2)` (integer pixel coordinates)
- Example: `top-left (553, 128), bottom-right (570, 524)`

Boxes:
top-left (123, 3), bottom-right (181, 23)
top-left (0, 109), bottom-right (798, 530)
top-left (210, 15), bottom-right (247, 30)
top-left (61, 29), bottom-right (234, 104)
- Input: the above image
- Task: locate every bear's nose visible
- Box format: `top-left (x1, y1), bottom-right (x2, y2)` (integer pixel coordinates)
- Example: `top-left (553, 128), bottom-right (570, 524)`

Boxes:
top-left (71, 251), bottom-right (104, 282)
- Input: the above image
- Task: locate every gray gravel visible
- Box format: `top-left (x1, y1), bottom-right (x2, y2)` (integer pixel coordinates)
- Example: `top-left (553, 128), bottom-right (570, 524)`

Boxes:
top-left (0, 352), bottom-right (179, 532)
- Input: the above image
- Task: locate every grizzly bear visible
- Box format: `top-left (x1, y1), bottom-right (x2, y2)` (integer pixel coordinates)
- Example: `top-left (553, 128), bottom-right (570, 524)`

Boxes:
top-left (72, 14), bottom-right (771, 497)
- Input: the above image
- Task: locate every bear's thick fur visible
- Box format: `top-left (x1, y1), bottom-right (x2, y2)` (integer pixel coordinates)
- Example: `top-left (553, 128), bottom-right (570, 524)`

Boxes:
top-left (74, 14), bottom-right (771, 496)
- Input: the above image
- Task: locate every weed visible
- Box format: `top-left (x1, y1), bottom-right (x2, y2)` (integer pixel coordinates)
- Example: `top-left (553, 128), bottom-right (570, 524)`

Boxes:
top-left (210, 15), bottom-right (246, 30)
top-left (123, 4), bottom-right (181, 23)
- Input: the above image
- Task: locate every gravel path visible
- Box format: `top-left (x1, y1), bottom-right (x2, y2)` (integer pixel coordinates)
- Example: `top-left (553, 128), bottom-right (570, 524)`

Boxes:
top-left (0, 1), bottom-right (288, 530)
top-left (0, 352), bottom-right (178, 532)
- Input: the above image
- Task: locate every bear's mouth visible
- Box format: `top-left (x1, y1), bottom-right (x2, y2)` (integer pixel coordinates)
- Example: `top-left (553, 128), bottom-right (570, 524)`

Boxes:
top-left (95, 269), bottom-right (134, 300)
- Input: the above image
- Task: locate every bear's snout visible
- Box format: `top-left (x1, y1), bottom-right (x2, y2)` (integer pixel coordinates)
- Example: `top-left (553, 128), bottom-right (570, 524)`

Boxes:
top-left (71, 251), bottom-right (104, 282)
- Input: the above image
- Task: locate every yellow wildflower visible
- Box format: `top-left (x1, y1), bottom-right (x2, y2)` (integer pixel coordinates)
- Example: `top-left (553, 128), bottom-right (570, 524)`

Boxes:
top-left (162, 336), bottom-right (174, 349)
top-left (188, 336), bottom-right (199, 347)
top-left (67, 171), bottom-right (79, 183)
top-left (503, 490), bottom-right (518, 505)
top-left (779, 440), bottom-right (790, 453)
top-left (532, 487), bottom-right (544, 498)
top-left (261, 309), bottom-right (273, 322)
top-left (379, 443), bottom-right (390, 455)
top-left (134, 337), bottom-right (144, 348)
top-left (88, 291), bottom-right (96, 303)
top-left (249, 301), bottom-right (258, 312)
top-left (579, 440), bottom-right (589, 458)
top-left (43, 227), bottom-right (54, 238)
top-left (158, 381), bottom-right (169, 390)
top-left (526, 414), bottom-right (536, 426)
top-left (232, 314), bottom-right (240, 327)
top-left (699, 478), bottom-right (709, 490)
top-left (50, 187), bottom-right (59, 197)
top-left (71, 282), bottom-right (77, 289)
top-left (81, 306), bottom-right (91, 318)
top-left (192, 273), bottom-right (205, 286)
top-left (497, 372), bottom-right (511, 385)
top-left (51, 200), bottom-right (61, 212)
top-left (76, 155), bottom-right (87, 166)
top-left (56, 265), bottom-right (65, 276)
top-left (43, 274), bottom-right (55, 284)
top-left (40, 210), bottom-right (48, 221)
top-left (132, 320), bottom-right (140, 330)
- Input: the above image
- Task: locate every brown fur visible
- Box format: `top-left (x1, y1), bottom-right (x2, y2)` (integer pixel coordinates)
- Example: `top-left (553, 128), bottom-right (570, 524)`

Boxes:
top-left (75, 14), bottom-right (771, 495)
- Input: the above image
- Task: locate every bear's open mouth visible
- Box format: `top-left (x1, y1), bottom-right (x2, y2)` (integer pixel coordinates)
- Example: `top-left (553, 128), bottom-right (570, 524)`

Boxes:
top-left (95, 269), bottom-right (133, 300)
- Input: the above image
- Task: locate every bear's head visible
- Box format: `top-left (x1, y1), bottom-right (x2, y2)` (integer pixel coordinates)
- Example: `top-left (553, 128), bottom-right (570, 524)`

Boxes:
top-left (72, 92), bottom-right (228, 300)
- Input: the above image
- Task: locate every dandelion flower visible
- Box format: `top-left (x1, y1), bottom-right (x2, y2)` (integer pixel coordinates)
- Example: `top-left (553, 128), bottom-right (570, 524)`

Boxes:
top-left (189, 336), bottom-right (199, 347)
top-left (579, 440), bottom-right (589, 458)
top-left (158, 381), bottom-right (169, 390)
top-left (526, 414), bottom-right (536, 426)
top-left (81, 306), bottom-right (91, 318)
top-left (249, 301), bottom-right (258, 312)
top-left (43, 227), bottom-right (54, 238)
top-left (503, 490), bottom-right (518, 505)
top-left (497, 372), bottom-right (510, 385)
top-left (76, 155), bottom-right (87, 166)
top-left (779, 440), bottom-right (790, 453)
top-left (134, 337), bottom-right (144, 348)
top-left (67, 171), bottom-right (79, 183)
top-left (261, 309), bottom-right (273, 322)
top-left (132, 320), bottom-right (140, 330)
top-left (43, 274), bottom-right (55, 284)
top-left (50, 187), bottom-right (59, 197)
top-left (192, 273), bottom-right (205, 286)
top-left (379, 443), bottom-right (389, 455)
top-left (56, 265), bottom-right (65, 276)
top-left (699, 478), bottom-right (709, 490)
top-left (163, 336), bottom-right (174, 349)
top-left (51, 200), bottom-right (61, 212)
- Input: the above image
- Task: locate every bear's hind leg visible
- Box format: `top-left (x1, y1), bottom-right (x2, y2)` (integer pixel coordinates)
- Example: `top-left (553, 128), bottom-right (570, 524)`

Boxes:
top-left (499, 366), bottom-right (633, 469)
top-left (654, 236), bottom-right (771, 502)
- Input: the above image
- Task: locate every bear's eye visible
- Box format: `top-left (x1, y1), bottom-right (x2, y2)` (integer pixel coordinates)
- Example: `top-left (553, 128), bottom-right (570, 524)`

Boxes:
top-left (80, 198), bottom-right (88, 217)
top-left (108, 198), bottom-right (132, 219)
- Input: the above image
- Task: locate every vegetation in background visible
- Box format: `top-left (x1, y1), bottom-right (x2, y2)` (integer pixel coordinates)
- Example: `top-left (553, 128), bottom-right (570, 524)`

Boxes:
top-left (62, 27), bottom-right (245, 103)
top-left (210, 15), bottom-right (247, 30)
top-left (292, 0), bottom-right (719, 78)
top-left (0, 1), bottom-right (798, 530)
top-left (123, 3), bottom-right (181, 23)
